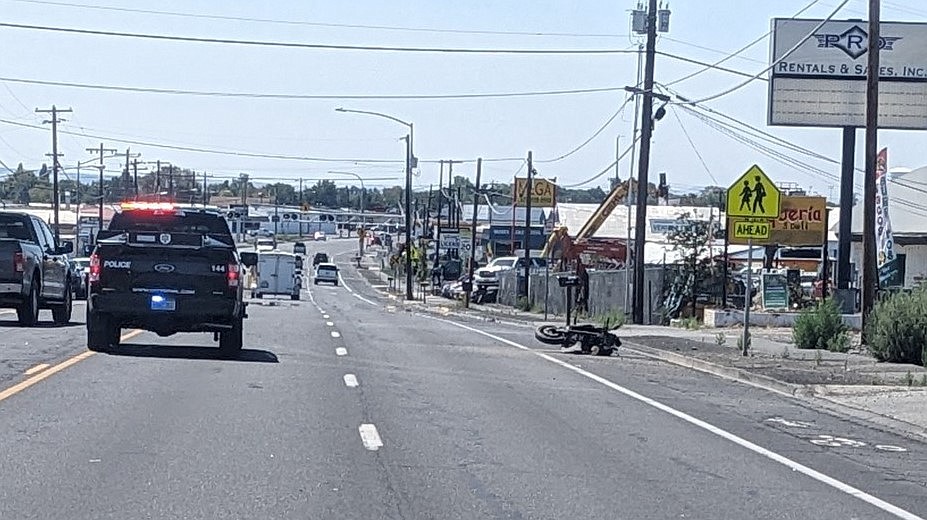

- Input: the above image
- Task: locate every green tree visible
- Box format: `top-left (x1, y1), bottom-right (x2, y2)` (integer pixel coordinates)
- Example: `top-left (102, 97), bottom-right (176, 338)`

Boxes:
top-left (663, 213), bottom-right (716, 319)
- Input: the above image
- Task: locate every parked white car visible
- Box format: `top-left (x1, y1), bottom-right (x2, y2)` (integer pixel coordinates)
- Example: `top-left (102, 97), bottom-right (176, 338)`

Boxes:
top-left (472, 256), bottom-right (546, 288)
top-left (255, 238), bottom-right (276, 252)
top-left (314, 263), bottom-right (339, 286)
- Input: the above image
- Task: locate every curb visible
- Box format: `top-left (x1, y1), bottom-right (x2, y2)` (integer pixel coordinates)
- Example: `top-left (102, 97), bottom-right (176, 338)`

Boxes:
top-left (621, 341), bottom-right (927, 443)
top-left (620, 341), bottom-right (811, 398)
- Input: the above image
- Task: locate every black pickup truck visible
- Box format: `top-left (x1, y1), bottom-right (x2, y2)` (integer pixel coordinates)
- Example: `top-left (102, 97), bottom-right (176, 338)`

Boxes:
top-left (87, 203), bottom-right (257, 357)
top-left (0, 211), bottom-right (73, 326)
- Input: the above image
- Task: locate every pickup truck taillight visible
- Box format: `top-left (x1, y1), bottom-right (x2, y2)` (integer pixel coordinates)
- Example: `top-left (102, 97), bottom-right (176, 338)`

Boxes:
top-left (89, 253), bottom-right (101, 284)
top-left (227, 263), bottom-right (239, 288)
top-left (13, 252), bottom-right (24, 273)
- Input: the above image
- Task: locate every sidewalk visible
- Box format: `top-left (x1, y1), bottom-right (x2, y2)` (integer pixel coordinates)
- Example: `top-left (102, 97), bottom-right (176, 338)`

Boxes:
top-left (347, 249), bottom-right (927, 441)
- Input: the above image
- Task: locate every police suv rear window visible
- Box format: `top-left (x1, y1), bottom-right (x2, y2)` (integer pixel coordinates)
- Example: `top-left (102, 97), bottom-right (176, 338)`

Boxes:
top-left (110, 211), bottom-right (233, 242)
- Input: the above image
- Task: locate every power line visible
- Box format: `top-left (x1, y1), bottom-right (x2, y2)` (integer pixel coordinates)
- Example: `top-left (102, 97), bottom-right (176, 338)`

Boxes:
top-left (0, 76), bottom-right (628, 100)
top-left (673, 0), bottom-right (850, 106)
top-left (669, 106), bottom-right (718, 185)
top-left (0, 22), bottom-right (639, 54)
top-left (536, 94), bottom-right (634, 163)
top-left (659, 36), bottom-right (766, 65)
top-left (5, 0), bottom-right (634, 39)
top-left (560, 136), bottom-right (640, 188)
top-left (662, 0), bottom-right (822, 88)
top-left (0, 116), bottom-right (525, 166)
top-left (656, 51), bottom-right (766, 81)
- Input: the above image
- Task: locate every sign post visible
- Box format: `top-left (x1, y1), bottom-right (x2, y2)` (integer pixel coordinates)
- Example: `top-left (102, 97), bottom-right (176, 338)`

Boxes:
top-left (726, 164), bottom-right (781, 356)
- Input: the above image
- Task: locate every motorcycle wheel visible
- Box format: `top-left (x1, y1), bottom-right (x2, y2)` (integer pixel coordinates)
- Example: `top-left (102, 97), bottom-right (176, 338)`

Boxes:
top-left (535, 325), bottom-right (568, 345)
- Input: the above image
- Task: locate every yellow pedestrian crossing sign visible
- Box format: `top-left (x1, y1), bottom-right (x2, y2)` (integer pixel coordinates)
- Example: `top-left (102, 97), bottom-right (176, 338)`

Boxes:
top-left (726, 165), bottom-right (780, 219)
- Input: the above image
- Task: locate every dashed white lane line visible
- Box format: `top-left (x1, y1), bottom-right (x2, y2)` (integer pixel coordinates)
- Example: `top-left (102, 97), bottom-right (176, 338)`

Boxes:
top-left (335, 347), bottom-right (347, 356)
top-left (326, 321), bottom-right (334, 327)
top-left (429, 316), bottom-right (924, 520)
top-left (323, 314), bottom-right (330, 319)
top-left (358, 424), bottom-right (383, 451)
top-left (331, 331), bottom-right (341, 339)
top-left (343, 374), bottom-right (359, 388)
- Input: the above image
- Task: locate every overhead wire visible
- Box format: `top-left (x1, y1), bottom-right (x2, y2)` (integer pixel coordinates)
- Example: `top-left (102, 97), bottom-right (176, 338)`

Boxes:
top-left (0, 22), bottom-right (639, 54)
top-left (0, 76), bottom-right (630, 100)
top-left (662, 0), bottom-right (822, 88)
top-left (673, 0), bottom-right (851, 106)
top-left (4, 0), bottom-right (633, 39)
top-left (537, 95), bottom-right (633, 164)
top-left (669, 105), bottom-right (718, 185)
top-left (559, 136), bottom-right (640, 188)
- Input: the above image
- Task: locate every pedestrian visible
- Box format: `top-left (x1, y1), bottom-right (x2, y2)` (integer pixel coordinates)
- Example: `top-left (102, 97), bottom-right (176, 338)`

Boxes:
top-left (751, 176), bottom-right (767, 214)
top-left (738, 180), bottom-right (753, 212)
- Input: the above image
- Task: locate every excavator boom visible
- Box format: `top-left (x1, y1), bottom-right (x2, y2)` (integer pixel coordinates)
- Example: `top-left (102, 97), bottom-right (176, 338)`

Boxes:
top-left (574, 179), bottom-right (634, 242)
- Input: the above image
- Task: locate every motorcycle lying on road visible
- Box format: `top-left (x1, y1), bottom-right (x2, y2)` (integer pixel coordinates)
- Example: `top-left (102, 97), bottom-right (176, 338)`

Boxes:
top-left (534, 323), bottom-right (621, 356)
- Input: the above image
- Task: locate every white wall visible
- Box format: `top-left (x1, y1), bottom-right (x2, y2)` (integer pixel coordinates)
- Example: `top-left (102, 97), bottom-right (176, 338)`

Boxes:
top-left (850, 242), bottom-right (927, 288)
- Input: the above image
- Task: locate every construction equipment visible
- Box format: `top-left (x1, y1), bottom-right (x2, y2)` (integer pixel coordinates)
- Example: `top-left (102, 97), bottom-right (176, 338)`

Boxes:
top-left (541, 179), bottom-right (636, 268)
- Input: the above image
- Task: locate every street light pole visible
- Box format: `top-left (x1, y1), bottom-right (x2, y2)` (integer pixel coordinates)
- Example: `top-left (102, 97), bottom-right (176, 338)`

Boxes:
top-left (335, 106), bottom-right (415, 300)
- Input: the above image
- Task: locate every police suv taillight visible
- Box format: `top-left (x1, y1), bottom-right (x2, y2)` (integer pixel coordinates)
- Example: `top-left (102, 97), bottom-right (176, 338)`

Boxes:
top-left (89, 253), bottom-right (101, 284)
top-left (227, 263), bottom-right (239, 288)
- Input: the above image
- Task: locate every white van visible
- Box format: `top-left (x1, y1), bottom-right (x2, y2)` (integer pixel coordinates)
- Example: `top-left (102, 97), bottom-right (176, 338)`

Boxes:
top-left (252, 251), bottom-right (302, 300)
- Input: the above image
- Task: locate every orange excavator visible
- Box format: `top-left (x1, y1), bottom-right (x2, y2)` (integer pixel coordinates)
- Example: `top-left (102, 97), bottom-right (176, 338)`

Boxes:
top-left (542, 179), bottom-right (636, 271)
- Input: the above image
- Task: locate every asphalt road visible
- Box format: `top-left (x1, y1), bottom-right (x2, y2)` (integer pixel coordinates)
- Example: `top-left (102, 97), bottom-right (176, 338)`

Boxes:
top-left (0, 237), bottom-right (924, 519)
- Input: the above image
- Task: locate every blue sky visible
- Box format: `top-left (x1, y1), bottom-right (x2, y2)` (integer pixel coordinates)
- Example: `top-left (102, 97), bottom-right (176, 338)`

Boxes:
top-left (0, 0), bottom-right (925, 198)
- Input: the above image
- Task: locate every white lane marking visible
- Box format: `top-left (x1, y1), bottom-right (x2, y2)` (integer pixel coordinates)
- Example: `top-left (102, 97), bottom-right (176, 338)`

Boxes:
top-left (358, 424), bottom-right (383, 451)
top-left (331, 331), bottom-right (341, 339)
top-left (326, 321), bottom-right (335, 326)
top-left (24, 363), bottom-right (51, 376)
top-left (323, 314), bottom-right (330, 319)
top-left (343, 374), bottom-right (359, 387)
top-left (338, 272), bottom-right (377, 306)
top-left (876, 445), bottom-right (908, 453)
top-left (335, 347), bottom-right (347, 356)
top-left (427, 316), bottom-right (926, 520)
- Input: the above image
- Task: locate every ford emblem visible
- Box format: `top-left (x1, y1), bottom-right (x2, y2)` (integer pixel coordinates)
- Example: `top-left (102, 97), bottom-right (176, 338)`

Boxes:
top-left (153, 263), bottom-right (175, 273)
top-left (159, 233), bottom-right (172, 245)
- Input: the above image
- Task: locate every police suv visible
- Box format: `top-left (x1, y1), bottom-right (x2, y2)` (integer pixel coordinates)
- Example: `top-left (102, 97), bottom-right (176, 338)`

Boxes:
top-left (86, 202), bottom-right (257, 357)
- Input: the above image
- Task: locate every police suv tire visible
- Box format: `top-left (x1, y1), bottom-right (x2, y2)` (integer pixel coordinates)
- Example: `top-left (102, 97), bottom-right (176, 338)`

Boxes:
top-left (87, 312), bottom-right (114, 352)
top-left (17, 279), bottom-right (39, 327)
top-left (52, 283), bottom-right (72, 325)
top-left (219, 318), bottom-right (243, 358)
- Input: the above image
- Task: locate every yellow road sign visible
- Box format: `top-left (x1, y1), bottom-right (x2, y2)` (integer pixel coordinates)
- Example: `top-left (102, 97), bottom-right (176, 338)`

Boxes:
top-left (731, 219), bottom-right (771, 240)
top-left (726, 165), bottom-right (780, 219)
top-left (514, 178), bottom-right (556, 207)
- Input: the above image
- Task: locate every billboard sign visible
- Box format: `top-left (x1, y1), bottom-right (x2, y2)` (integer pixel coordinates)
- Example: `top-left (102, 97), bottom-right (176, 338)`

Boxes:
top-left (514, 178), bottom-right (556, 207)
top-left (769, 19), bottom-right (927, 129)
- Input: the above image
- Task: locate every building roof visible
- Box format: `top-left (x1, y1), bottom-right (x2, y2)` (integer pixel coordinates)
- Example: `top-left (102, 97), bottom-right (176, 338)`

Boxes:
top-left (851, 165), bottom-right (927, 237)
top-left (555, 203), bottom-right (721, 242)
top-left (459, 204), bottom-right (547, 225)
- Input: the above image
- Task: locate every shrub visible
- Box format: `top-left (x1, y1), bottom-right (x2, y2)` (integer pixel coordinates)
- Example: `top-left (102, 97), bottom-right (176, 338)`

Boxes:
top-left (865, 288), bottom-right (927, 366)
top-left (596, 309), bottom-right (626, 330)
top-left (792, 299), bottom-right (849, 352)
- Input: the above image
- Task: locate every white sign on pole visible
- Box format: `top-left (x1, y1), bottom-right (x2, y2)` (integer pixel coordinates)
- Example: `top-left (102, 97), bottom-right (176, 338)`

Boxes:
top-left (769, 19), bottom-right (927, 129)
top-left (440, 233), bottom-right (460, 249)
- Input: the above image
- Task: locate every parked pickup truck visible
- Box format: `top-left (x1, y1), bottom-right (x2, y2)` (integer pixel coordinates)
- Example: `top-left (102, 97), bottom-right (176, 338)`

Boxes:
top-left (0, 211), bottom-right (74, 326)
top-left (87, 202), bottom-right (257, 357)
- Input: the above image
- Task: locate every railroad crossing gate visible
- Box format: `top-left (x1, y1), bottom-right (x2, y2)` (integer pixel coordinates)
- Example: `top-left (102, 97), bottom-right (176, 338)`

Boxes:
top-left (726, 165), bottom-right (781, 242)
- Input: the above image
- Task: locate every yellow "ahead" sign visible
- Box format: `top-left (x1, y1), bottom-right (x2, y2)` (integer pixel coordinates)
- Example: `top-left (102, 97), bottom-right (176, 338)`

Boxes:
top-left (732, 220), bottom-right (771, 240)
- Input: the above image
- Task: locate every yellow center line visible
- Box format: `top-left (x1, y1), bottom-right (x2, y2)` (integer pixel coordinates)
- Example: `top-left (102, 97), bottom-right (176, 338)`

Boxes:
top-left (24, 363), bottom-right (50, 376)
top-left (0, 329), bottom-right (144, 405)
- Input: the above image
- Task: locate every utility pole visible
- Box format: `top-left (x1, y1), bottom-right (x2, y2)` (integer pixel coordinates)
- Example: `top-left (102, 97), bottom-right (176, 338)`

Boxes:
top-left (298, 177), bottom-right (304, 237)
top-left (523, 151), bottom-right (534, 299)
top-left (132, 159), bottom-right (139, 198)
top-left (464, 158), bottom-right (482, 309)
top-left (87, 143), bottom-right (117, 239)
top-left (862, 0), bottom-right (880, 326)
top-left (614, 136), bottom-right (621, 188)
top-left (168, 164), bottom-right (174, 201)
top-left (435, 160), bottom-right (444, 271)
top-left (202, 171), bottom-right (208, 207)
top-left (403, 133), bottom-right (413, 301)
top-left (632, 0), bottom-right (659, 325)
top-left (36, 105), bottom-right (72, 243)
